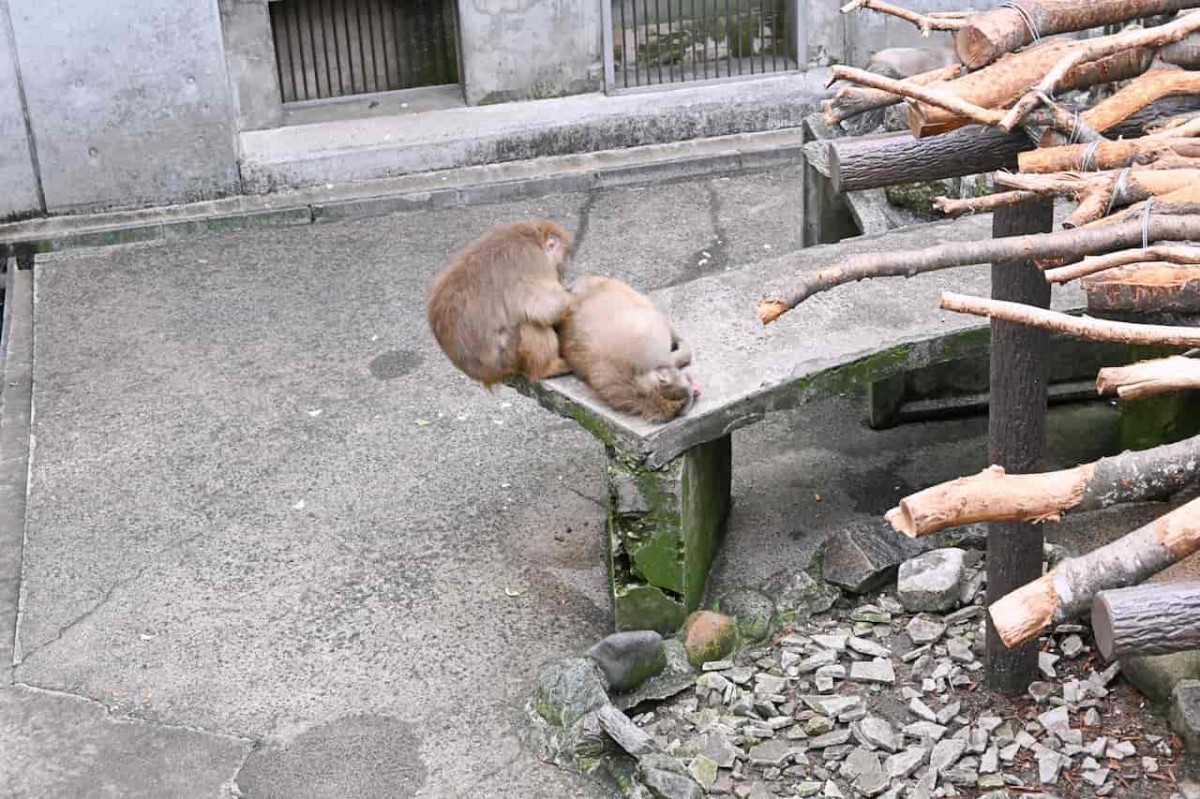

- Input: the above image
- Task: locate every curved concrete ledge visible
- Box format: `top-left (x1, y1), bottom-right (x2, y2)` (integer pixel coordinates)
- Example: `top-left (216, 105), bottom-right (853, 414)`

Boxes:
top-left (511, 215), bottom-right (1087, 468)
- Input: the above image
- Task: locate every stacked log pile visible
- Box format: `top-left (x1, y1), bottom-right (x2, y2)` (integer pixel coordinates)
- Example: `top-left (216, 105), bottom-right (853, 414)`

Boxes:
top-left (761, 0), bottom-right (1200, 668)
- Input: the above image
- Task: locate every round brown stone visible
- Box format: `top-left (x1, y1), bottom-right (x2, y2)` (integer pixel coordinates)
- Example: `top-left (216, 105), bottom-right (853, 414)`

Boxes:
top-left (682, 610), bottom-right (737, 667)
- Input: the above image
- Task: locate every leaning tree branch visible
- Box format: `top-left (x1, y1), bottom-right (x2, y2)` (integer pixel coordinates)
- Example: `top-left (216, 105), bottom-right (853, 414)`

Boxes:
top-left (1000, 13), bottom-right (1200, 131)
top-left (841, 0), bottom-right (967, 34)
top-left (939, 291), bottom-right (1200, 346)
top-left (757, 217), bottom-right (1200, 323)
top-left (934, 190), bottom-right (1042, 217)
top-left (822, 64), bottom-right (962, 126)
top-left (827, 65), bottom-right (1006, 129)
top-left (990, 493), bottom-right (1200, 649)
top-left (886, 434), bottom-right (1200, 537)
top-left (1043, 245), bottom-right (1200, 283)
top-left (1097, 355), bottom-right (1200, 399)
top-left (1145, 114), bottom-right (1200, 139)
top-left (1083, 70), bottom-right (1200, 137)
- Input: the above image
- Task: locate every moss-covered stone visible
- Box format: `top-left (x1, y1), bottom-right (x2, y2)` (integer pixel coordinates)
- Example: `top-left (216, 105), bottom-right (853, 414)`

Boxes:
top-left (681, 610), bottom-right (738, 667)
top-left (716, 587), bottom-right (775, 644)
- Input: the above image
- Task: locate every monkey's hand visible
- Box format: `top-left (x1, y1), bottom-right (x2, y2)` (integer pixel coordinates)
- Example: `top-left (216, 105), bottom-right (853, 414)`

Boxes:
top-left (523, 282), bottom-right (575, 326)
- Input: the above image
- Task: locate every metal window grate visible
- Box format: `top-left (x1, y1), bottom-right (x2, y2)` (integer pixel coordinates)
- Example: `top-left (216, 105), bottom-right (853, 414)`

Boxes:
top-left (270, 0), bottom-right (459, 103)
top-left (610, 0), bottom-right (796, 89)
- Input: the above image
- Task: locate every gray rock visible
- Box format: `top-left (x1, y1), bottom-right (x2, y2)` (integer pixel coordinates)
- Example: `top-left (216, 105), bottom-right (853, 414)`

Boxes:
top-left (903, 721), bottom-right (948, 741)
top-left (1037, 752), bottom-right (1065, 784)
top-left (598, 704), bottom-right (656, 757)
top-left (885, 747), bottom-right (928, 779)
top-left (811, 729), bottom-right (854, 749)
top-left (798, 650), bottom-right (840, 673)
top-left (1083, 768), bottom-right (1111, 787)
top-left (850, 605), bottom-right (892, 624)
top-left (687, 755), bottom-right (718, 791)
top-left (907, 616), bottom-right (947, 645)
top-left (821, 521), bottom-right (923, 594)
top-left (909, 698), bottom-right (938, 722)
top-left (812, 634), bottom-right (849, 651)
top-left (1172, 680), bottom-right (1200, 754)
top-left (946, 637), bottom-right (975, 663)
top-left (849, 659), bottom-right (896, 685)
top-left (1037, 706), bottom-right (1070, 735)
top-left (897, 548), bottom-right (966, 613)
top-left (638, 753), bottom-right (704, 799)
top-left (854, 767), bottom-right (890, 797)
top-left (536, 658), bottom-right (609, 729)
top-left (748, 738), bottom-right (798, 767)
top-left (795, 782), bottom-right (823, 797)
top-left (1106, 740), bottom-right (1136, 759)
top-left (702, 660), bottom-right (734, 672)
top-left (807, 715), bottom-right (835, 735)
top-left (1038, 651), bottom-right (1060, 679)
top-left (615, 639), bottom-right (699, 711)
top-left (800, 695), bottom-right (862, 717)
top-left (1060, 634), bottom-right (1085, 659)
top-left (936, 701), bottom-right (961, 726)
top-left (853, 716), bottom-right (900, 753)
top-left (589, 631), bottom-right (667, 693)
top-left (841, 747), bottom-right (881, 779)
top-left (755, 674), bottom-right (789, 696)
top-left (943, 760), bottom-right (980, 786)
top-left (693, 731), bottom-right (740, 769)
top-left (981, 746), bottom-right (999, 773)
top-left (839, 706), bottom-right (869, 724)
top-left (903, 645), bottom-right (932, 663)
top-left (931, 738), bottom-right (968, 771)
top-left (1028, 682), bottom-right (1057, 703)
top-left (823, 779), bottom-right (846, 798)
top-left (761, 569), bottom-right (839, 617)
top-left (848, 636), bottom-right (891, 658)
top-left (977, 772), bottom-right (1006, 790)
top-left (718, 588), bottom-right (777, 644)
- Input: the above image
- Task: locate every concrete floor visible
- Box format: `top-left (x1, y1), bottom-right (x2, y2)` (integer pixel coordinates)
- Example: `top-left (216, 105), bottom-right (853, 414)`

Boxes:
top-left (0, 167), bottom-right (1165, 798)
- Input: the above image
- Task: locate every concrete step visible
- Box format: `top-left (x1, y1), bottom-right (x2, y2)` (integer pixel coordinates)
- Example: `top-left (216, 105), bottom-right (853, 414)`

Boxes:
top-left (1, 128), bottom-right (805, 255)
top-left (240, 73), bottom-right (827, 193)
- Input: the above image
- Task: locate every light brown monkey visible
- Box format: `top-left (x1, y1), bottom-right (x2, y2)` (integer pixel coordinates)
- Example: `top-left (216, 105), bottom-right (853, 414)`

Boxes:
top-left (558, 275), bottom-right (700, 423)
top-left (427, 220), bottom-right (575, 387)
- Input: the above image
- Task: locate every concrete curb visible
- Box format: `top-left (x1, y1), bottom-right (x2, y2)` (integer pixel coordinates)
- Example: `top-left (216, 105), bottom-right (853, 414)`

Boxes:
top-left (0, 129), bottom-right (803, 257)
top-left (0, 261), bottom-right (33, 673)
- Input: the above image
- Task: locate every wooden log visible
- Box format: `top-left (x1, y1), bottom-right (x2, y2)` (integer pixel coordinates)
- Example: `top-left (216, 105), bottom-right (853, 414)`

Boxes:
top-left (986, 197), bottom-right (1054, 692)
top-left (888, 434), bottom-right (1200, 537)
top-left (842, 0), bottom-right (968, 34)
top-left (911, 46), bottom-right (1154, 139)
top-left (1095, 183), bottom-right (1200, 226)
top-left (990, 493), bottom-right (1200, 649)
top-left (825, 126), bottom-right (1032, 194)
top-left (1043, 244), bottom-right (1200, 282)
top-left (1083, 262), bottom-right (1200, 314)
top-left (757, 216), bottom-right (1200, 322)
top-left (827, 66), bottom-right (1005, 129)
top-left (1097, 354), bottom-right (1200, 398)
top-left (822, 64), bottom-right (962, 126)
top-left (1081, 70), bottom-right (1200, 137)
top-left (954, 0), bottom-right (1200, 70)
top-left (939, 291), bottom-right (1200, 346)
top-left (935, 191), bottom-right (1042, 217)
top-left (1093, 581), bottom-right (1200, 660)
top-left (1001, 14), bottom-right (1200, 131)
top-left (1018, 138), bottom-right (1200, 173)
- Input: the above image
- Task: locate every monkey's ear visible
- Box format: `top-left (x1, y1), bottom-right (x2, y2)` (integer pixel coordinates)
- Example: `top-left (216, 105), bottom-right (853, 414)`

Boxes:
top-left (543, 234), bottom-right (564, 255)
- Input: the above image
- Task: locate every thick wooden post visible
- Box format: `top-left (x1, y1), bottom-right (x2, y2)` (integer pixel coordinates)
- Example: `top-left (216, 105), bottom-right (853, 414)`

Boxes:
top-left (986, 195), bottom-right (1055, 693)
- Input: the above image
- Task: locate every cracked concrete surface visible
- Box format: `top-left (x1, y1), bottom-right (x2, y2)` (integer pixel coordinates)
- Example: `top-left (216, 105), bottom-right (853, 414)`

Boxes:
top-left (0, 167), bottom-right (1154, 797)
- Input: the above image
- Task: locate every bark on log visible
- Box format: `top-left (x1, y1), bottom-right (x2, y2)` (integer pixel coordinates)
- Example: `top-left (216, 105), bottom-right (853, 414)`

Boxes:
top-left (990, 493), bottom-right (1200, 648)
top-left (887, 434), bottom-right (1200, 537)
top-left (954, 0), bottom-right (1200, 70)
top-left (1044, 244), bottom-right (1200, 282)
top-left (1080, 70), bottom-right (1200, 138)
top-left (986, 197), bottom-right (1054, 693)
top-left (1082, 262), bottom-right (1200, 313)
top-left (911, 45), bottom-right (1154, 138)
top-left (757, 216), bottom-right (1200, 322)
top-left (1097, 354), bottom-right (1200, 398)
top-left (1093, 581), bottom-right (1200, 660)
top-left (1018, 138), bottom-right (1200, 173)
top-left (826, 127), bottom-right (1032, 194)
top-left (1095, 183), bottom-right (1200, 226)
top-left (939, 290), bottom-right (1200, 346)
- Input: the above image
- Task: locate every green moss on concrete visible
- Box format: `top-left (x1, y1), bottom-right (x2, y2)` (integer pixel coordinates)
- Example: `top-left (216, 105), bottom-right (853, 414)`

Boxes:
top-left (681, 436), bottom-right (732, 611)
top-left (1118, 345), bottom-right (1200, 451)
top-left (885, 180), bottom-right (959, 215)
top-left (615, 583), bottom-right (687, 634)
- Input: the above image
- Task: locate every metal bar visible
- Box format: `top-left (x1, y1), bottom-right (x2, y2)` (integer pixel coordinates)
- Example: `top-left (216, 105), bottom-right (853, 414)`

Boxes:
top-left (433, 0), bottom-right (449, 85)
top-left (759, 0), bottom-right (765, 75)
top-left (666, 0), bottom-right (674, 83)
top-left (290, 3), bottom-right (307, 99)
top-left (270, 4), bottom-right (292, 102)
top-left (342, 0), bottom-right (357, 95)
top-left (736, 0), bottom-right (743, 75)
top-left (747, 0), bottom-right (755, 74)
top-left (321, 0), bottom-right (336, 95)
top-left (305, 0), bottom-right (321, 97)
top-left (620, 0), bottom-right (629, 88)
top-left (771, 8), bottom-right (777, 71)
top-left (389, 2), bottom-right (404, 89)
top-left (632, 0), bottom-right (640, 86)
top-left (654, 0), bottom-right (662, 85)
top-left (603, 0), bottom-right (617, 91)
top-left (724, 0), bottom-right (731, 77)
top-left (377, 0), bottom-right (393, 91)
top-left (352, 0), bottom-right (366, 93)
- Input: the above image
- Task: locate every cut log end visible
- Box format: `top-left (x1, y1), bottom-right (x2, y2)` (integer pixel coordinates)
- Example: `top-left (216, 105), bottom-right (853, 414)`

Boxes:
top-left (990, 572), bottom-right (1059, 649)
top-left (758, 300), bottom-right (788, 325)
top-left (885, 505), bottom-right (918, 538)
top-left (1092, 592), bottom-right (1117, 661)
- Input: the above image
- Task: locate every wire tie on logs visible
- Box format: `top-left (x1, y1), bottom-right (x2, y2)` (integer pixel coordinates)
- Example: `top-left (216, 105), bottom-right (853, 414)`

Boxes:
top-left (1142, 196), bottom-right (1154, 250)
top-left (1080, 139), bottom-right (1103, 172)
top-left (1002, 1), bottom-right (1041, 43)
top-left (1105, 167), bottom-right (1131, 216)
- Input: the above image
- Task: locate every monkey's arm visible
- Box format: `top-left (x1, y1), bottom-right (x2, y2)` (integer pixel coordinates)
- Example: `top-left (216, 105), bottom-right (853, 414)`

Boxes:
top-left (523, 282), bottom-right (576, 326)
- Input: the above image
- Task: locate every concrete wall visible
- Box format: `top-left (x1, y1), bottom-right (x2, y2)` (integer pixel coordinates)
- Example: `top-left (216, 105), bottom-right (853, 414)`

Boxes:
top-left (0, 1), bottom-right (40, 220)
top-left (7, 0), bottom-right (240, 213)
top-left (808, 0), bottom-right (1005, 67)
top-left (457, 0), bottom-right (604, 105)
top-left (219, 0), bottom-right (283, 132)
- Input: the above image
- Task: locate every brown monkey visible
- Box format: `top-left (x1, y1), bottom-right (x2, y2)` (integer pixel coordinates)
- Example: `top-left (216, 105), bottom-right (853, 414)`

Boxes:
top-left (427, 220), bottom-right (575, 387)
top-left (558, 275), bottom-right (700, 423)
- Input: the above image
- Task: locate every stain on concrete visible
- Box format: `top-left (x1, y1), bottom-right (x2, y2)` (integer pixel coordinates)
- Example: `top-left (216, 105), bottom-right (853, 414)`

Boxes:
top-left (236, 714), bottom-right (426, 799)
top-left (369, 349), bottom-right (423, 380)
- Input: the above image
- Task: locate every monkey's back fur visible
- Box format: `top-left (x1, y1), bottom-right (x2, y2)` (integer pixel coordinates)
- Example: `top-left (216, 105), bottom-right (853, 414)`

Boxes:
top-left (559, 276), bottom-right (694, 423)
top-left (427, 220), bottom-right (570, 387)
